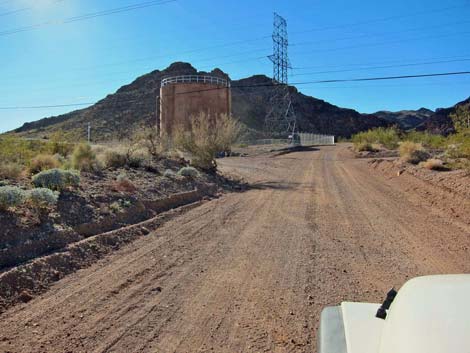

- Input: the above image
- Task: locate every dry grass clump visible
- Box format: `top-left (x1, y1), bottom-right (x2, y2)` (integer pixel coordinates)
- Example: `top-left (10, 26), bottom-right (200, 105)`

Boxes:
top-left (0, 162), bottom-right (23, 180)
top-left (103, 150), bottom-right (128, 168)
top-left (173, 113), bottom-right (241, 171)
top-left (420, 159), bottom-right (448, 171)
top-left (399, 141), bottom-right (430, 164)
top-left (29, 154), bottom-right (61, 174)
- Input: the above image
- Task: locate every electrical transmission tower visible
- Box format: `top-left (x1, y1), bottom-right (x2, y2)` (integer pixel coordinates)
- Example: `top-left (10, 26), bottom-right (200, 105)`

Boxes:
top-left (265, 12), bottom-right (297, 138)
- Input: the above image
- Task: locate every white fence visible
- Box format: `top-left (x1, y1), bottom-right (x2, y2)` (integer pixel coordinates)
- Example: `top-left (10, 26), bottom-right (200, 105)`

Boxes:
top-left (161, 75), bottom-right (229, 87)
top-left (238, 139), bottom-right (290, 146)
top-left (298, 133), bottom-right (335, 146)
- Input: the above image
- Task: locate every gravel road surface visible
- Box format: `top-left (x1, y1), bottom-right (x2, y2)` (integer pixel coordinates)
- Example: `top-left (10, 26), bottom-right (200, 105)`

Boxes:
top-left (1, 145), bottom-right (469, 353)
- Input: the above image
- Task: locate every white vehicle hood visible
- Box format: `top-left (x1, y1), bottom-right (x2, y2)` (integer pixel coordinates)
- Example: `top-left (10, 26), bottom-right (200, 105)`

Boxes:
top-left (341, 302), bottom-right (384, 353)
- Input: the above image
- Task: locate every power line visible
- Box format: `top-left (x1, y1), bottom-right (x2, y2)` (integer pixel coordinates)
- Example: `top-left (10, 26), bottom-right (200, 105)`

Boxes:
top-left (288, 3), bottom-right (468, 36)
top-left (290, 30), bottom-right (470, 57)
top-left (0, 0), bottom-right (176, 37)
top-left (291, 58), bottom-right (470, 77)
top-left (1, 70), bottom-right (469, 110)
top-left (292, 71), bottom-right (470, 85)
top-left (0, 102), bottom-right (94, 110)
top-left (0, 0), bottom-right (66, 18)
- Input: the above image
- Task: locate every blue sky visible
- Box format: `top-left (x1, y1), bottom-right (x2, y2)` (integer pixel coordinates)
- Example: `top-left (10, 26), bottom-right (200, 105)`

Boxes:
top-left (0, 0), bottom-right (470, 133)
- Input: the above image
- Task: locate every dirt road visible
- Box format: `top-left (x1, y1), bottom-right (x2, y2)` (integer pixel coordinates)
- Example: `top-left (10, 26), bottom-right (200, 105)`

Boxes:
top-left (1, 145), bottom-right (469, 353)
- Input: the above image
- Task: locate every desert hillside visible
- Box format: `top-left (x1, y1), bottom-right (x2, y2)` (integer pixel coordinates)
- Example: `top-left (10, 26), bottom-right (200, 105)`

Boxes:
top-left (13, 62), bottom-right (391, 141)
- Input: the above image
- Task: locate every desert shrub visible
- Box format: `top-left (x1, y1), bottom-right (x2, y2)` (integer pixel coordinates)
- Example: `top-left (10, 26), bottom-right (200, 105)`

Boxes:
top-left (450, 103), bottom-right (470, 132)
top-left (420, 159), bottom-right (447, 171)
top-left (163, 169), bottom-right (175, 177)
top-left (110, 199), bottom-right (131, 213)
top-left (177, 166), bottom-right (199, 178)
top-left (49, 130), bottom-right (75, 156)
top-left (32, 168), bottom-right (80, 191)
top-left (133, 127), bottom-right (162, 158)
top-left (405, 131), bottom-right (446, 149)
top-left (127, 154), bottom-right (144, 168)
top-left (0, 186), bottom-right (26, 210)
top-left (0, 162), bottom-right (23, 180)
top-left (27, 188), bottom-right (59, 209)
top-left (29, 154), bottom-right (61, 174)
top-left (445, 131), bottom-right (470, 159)
top-left (109, 201), bottom-right (123, 213)
top-left (103, 151), bottom-right (128, 168)
top-left (0, 135), bottom-right (74, 169)
top-left (352, 127), bottom-right (400, 150)
top-left (71, 143), bottom-right (97, 172)
top-left (173, 113), bottom-right (241, 170)
top-left (399, 141), bottom-right (430, 164)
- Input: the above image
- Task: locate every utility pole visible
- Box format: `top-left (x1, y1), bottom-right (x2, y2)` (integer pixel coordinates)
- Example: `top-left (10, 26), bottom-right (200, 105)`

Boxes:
top-left (265, 12), bottom-right (297, 140)
top-left (87, 123), bottom-right (91, 143)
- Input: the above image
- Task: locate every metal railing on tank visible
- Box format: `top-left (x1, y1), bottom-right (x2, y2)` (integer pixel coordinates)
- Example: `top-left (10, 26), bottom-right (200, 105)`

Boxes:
top-left (161, 75), bottom-right (230, 87)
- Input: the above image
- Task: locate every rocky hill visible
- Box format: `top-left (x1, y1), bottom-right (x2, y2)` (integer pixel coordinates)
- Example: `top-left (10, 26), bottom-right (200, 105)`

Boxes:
top-left (14, 62), bottom-right (391, 141)
top-left (372, 108), bottom-right (434, 130)
top-left (416, 97), bottom-right (470, 135)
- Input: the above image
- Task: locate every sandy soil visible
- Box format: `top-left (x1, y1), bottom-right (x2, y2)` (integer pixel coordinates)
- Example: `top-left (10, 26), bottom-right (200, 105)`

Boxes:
top-left (1, 144), bottom-right (469, 353)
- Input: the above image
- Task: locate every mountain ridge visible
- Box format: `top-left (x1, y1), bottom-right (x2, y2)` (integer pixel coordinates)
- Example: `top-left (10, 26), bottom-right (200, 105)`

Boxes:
top-left (13, 62), bottom-right (440, 140)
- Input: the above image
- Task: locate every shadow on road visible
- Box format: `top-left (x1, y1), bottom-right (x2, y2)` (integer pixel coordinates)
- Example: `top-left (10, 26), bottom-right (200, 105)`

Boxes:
top-left (272, 145), bottom-right (319, 157)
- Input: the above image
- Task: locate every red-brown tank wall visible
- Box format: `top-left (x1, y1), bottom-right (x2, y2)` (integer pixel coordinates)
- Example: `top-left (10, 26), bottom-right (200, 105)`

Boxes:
top-left (160, 83), bottom-right (231, 137)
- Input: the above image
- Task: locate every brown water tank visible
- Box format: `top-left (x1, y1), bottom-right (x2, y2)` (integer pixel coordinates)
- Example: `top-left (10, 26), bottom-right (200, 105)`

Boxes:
top-left (159, 75), bottom-right (231, 138)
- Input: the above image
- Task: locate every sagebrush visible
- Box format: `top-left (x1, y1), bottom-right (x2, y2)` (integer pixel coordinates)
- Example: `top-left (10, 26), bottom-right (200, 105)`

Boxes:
top-left (177, 166), bottom-right (199, 178)
top-left (32, 168), bottom-right (80, 191)
top-left (0, 186), bottom-right (26, 210)
top-left (27, 188), bottom-right (59, 209)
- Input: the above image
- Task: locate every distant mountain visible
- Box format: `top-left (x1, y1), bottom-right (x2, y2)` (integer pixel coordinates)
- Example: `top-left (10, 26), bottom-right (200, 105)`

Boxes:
top-left (13, 62), bottom-right (391, 141)
top-left (372, 108), bottom-right (434, 130)
top-left (416, 97), bottom-right (470, 135)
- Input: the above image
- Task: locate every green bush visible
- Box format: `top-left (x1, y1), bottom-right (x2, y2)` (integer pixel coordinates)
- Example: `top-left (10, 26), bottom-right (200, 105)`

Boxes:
top-left (29, 154), bottom-right (61, 174)
top-left (71, 143), bottom-right (97, 172)
top-left (177, 166), bottom-right (199, 178)
top-left (352, 127), bottom-right (400, 150)
top-left (49, 131), bottom-right (75, 157)
top-left (0, 186), bottom-right (26, 210)
top-left (127, 154), bottom-right (144, 169)
top-left (446, 131), bottom-right (470, 159)
top-left (405, 131), bottom-right (446, 149)
top-left (32, 168), bottom-right (80, 191)
top-left (27, 188), bottom-right (59, 209)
